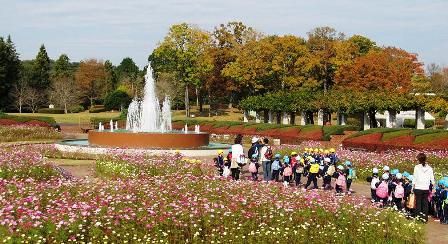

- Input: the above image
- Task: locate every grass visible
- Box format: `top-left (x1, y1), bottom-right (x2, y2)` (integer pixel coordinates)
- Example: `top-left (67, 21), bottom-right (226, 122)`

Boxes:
top-left (414, 131), bottom-right (448, 144)
top-left (8, 111), bottom-right (121, 124)
top-left (381, 129), bottom-right (412, 141)
top-left (0, 113), bottom-right (56, 124)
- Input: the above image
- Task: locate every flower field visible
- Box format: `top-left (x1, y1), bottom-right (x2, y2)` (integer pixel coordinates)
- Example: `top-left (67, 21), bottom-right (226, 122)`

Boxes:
top-left (0, 126), bottom-right (61, 142)
top-left (274, 141), bottom-right (448, 181)
top-left (0, 145), bottom-right (426, 243)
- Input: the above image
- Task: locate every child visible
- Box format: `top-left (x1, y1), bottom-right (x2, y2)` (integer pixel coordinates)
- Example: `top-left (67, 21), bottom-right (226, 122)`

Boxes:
top-left (335, 165), bottom-right (346, 194)
top-left (225, 149), bottom-right (232, 168)
top-left (441, 181), bottom-right (448, 224)
top-left (345, 161), bottom-right (356, 194)
top-left (433, 180), bottom-right (445, 221)
top-left (214, 150), bottom-right (225, 176)
top-left (370, 168), bottom-right (380, 202)
top-left (283, 161), bottom-right (293, 187)
top-left (376, 173), bottom-right (390, 206)
top-left (393, 173), bottom-right (405, 211)
top-left (304, 158), bottom-right (319, 190)
top-left (323, 158), bottom-right (335, 190)
top-left (294, 158), bottom-right (305, 187)
top-left (248, 153), bottom-right (259, 181)
top-left (271, 154), bottom-right (282, 182)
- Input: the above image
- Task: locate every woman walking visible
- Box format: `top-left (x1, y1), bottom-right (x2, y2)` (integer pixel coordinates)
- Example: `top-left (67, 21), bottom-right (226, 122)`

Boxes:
top-left (413, 152), bottom-right (435, 222)
top-left (230, 134), bottom-right (245, 180)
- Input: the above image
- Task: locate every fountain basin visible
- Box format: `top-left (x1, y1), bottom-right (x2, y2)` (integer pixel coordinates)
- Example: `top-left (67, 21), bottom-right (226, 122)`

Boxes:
top-left (88, 130), bottom-right (210, 149)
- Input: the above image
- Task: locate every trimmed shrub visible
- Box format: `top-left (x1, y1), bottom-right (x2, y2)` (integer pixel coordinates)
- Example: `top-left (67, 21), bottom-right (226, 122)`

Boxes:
top-left (37, 108), bottom-right (65, 114)
top-left (104, 90), bottom-right (132, 111)
top-left (89, 105), bottom-right (108, 113)
top-left (69, 105), bottom-right (85, 113)
top-left (0, 113), bottom-right (56, 124)
top-left (402, 119), bottom-right (434, 128)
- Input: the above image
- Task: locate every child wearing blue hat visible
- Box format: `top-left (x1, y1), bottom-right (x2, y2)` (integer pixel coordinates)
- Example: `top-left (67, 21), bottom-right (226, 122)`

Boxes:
top-left (344, 161), bottom-right (356, 194)
top-left (271, 154), bottom-right (282, 182)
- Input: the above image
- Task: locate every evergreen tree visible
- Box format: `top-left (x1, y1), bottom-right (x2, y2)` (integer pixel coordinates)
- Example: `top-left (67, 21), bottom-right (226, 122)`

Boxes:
top-left (31, 44), bottom-right (51, 91)
top-left (0, 35), bottom-right (21, 110)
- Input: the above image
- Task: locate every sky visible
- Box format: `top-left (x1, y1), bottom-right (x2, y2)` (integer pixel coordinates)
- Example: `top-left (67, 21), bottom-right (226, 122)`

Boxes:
top-left (1, 0), bottom-right (447, 68)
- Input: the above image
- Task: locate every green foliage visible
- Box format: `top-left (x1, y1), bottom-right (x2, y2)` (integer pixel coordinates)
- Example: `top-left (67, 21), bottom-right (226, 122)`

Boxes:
top-left (104, 90), bottom-right (132, 111)
top-left (0, 35), bottom-right (21, 109)
top-left (402, 119), bottom-right (435, 128)
top-left (37, 108), bottom-right (65, 114)
top-left (322, 125), bottom-right (359, 140)
top-left (31, 44), bottom-right (51, 90)
top-left (381, 129), bottom-right (412, 141)
top-left (0, 126), bottom-right (61, 142)
top-left (414, 131), bottom-right (448, 144)
top-left (69, 105), bottom-right (85, 113)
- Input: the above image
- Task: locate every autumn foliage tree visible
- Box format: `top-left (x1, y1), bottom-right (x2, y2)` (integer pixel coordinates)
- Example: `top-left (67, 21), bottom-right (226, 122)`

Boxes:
top-left (334, 47), bottom-right (424, 93)
top-left (75, 59), bottom-right (109, 107)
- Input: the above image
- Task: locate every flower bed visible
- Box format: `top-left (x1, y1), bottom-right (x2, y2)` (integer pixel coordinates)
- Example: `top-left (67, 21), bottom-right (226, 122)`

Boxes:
top-left (0, 126), bottom-right (62, 142)
top-left (0, 146), bottom-right (425, 243)
top-left (343, 129), bottom-right (448, 151)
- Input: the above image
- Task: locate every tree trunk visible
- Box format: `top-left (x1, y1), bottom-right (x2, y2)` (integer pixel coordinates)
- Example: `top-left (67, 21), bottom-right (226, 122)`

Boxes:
top-left (199, 89), bottom-right (204, 113)
top-left (19, 99), bottom-right (22, 114)
top-left (195, 87), bottom-right (199, 107)
top-left (64, 103), bottom-right (68, 114)
top-left (185, 84), bottom-right (190, 117)
top-left (369, 110), bottom-right (378, 128)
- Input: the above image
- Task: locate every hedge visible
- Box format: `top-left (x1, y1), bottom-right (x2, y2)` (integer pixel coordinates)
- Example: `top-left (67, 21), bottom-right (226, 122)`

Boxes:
top-left (89, 105), bottom-right (108, 113)
top-left (37, 108), bottom-right (65, 114)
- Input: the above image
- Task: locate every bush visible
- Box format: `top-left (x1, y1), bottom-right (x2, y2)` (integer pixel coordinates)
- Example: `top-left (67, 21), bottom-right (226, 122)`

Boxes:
top-left (69, 105), bottom-right (85, 113)
top-left (322, 125), bottom-right (359, 140)
top-left (402, 119), bottom-right (435, 128)
top-left (104, 90), bottom-right (132, 111)
top-left (89, 105), bottom-right (108, 113)
top-left (37, 108), bottom-right (65, 114)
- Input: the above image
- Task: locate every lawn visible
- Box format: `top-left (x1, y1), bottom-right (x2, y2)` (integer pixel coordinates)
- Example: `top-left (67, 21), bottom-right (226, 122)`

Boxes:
top-left (8, 111), bottom-right (121, 124)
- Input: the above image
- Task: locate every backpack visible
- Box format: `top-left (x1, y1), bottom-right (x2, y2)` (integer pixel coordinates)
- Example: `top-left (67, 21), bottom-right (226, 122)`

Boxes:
top-left (283, 167), bottom-right (292, 176)
top-left (370, 177), bottom-right (379, 190)
top-left (347, 168), bottom-right (356, 180)
top-left (376, 181), bottom-right (389, 199)
top-left (336, 173), bottom-right (346, 187)
top-left (248, 162), bottom-right (257, 173)
top-left (310, 164), bottom-right (320, 174)
top-left (394, 183), bottom-right (404, 199)
top-left (264, 146), bottom-right (273, 160)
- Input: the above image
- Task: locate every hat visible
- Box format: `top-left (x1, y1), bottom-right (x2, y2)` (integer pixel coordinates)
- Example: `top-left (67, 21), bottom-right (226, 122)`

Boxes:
top-left (383, 166), bottom-right (390, 171)
top-left (324, 150), bottom-right (329, 154)
top-left (438, 180), bottom-right (445, 186)
top-left (319, 166), bottom-right (324, 170)
top-left (252, 153), bottom-right (258, 159)
top-left (313, 148), bottom-right (319, 153)
top-left (396, 173), bottom-right (402, 179)
top-left (382, 173), bottom-right (389, 180)
top-left (344, 161), bottom-right (352, 167)
top-left (324, 158), bottom-right (331, 163)
top-left (275, 153), bottom-right (281, 159)
top-left (319, 148), bottom-right (324, 153)
top-left (408, 175), bottom-right (414, 183)
top-left (337, 165), bottom-right (344, 170)
top-left (402, 171), bottom-right (410, 178)
top-left (329, 148), bottom-right (336, 153)
top-left (300, 158), bottom-right (305, 163)
top-left (310, 158), bottom-right (316, 163)
top-left (291, 151), bottom-right (297, 156)
top-left (372, 168), bottom-right (379, 174)
top-left (391, 169), bottom-right (399, 175)
top-left (228, 148), bottom-right (232, 153)
top-left (304, 147), bottom-right (309, 152)
top-left (283, 156), bottom-right (290, 164)
top-left (218, 150), bottom-right (224, 154)
top-left (251, 137), bottom-right (259, 144)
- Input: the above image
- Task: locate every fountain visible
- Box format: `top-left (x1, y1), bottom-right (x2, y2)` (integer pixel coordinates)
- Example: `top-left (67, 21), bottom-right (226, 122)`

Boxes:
top-left (88, 65), bottom-right (209, 149)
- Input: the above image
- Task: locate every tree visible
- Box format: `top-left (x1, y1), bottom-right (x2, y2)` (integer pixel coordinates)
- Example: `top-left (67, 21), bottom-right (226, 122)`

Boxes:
top-left (10, 64), bottom-right (33, 113)
top-left (104, 90), bottom-right (132, 111)
top-left (116, 57), bottom-right (140, 96)
top-left (74, 59), bottom-right (108, 107)
top-left (49, 54), bottom-right (79, 113)
top-left (334, 47), bottom-right (424, 93)
top-left (104, 60), bottom-right (118, 93)
top-left (306, 26), bottom-right (346, 92)
top-left (348, 35), bottom-right (377, 55)
top-left (427, 63), bottom-right (448, 94)
top-left (23, 85), bottom-right (44, 113)
top-left (31, 44), bottom-right (51, 91)
top-left (150, 23), bottom-right (212, 117)
top-left (0, 35), bottom-right (21, 110)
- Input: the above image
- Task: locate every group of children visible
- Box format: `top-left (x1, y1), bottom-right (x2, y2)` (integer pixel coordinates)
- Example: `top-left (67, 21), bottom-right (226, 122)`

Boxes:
top-left (367, 166), bottom-right (448, 223)
top-left (214, 147), bottom-right (357, 194)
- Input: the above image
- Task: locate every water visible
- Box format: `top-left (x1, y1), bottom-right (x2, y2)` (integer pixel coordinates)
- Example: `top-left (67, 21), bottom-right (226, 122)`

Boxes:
top-left (61, 139), bottom-right (229, 150)
top-left (126, 66), bottom-right (172, 132)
